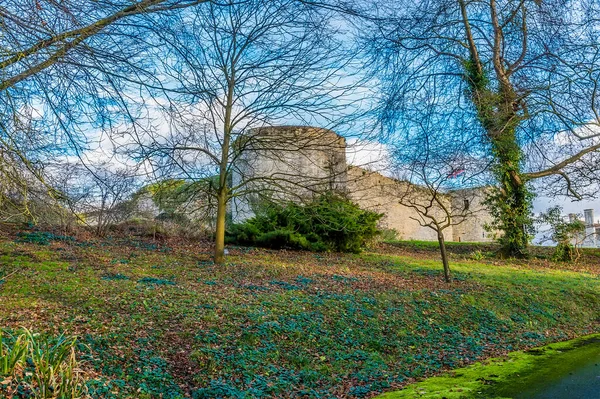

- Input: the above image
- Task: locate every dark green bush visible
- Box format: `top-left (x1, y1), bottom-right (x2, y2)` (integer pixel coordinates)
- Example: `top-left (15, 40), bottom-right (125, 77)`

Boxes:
top-left (227, 193), bottom-right (382, 253)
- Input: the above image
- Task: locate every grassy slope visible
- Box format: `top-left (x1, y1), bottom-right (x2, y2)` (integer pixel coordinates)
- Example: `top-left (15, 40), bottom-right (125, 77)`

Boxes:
top-left (0, 231), bottom-right (599, 398)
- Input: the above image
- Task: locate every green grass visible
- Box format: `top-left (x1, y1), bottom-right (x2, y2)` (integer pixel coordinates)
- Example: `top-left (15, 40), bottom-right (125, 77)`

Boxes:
top-left (0, 232), bottom-right (598, 398)
top-left (376, 333), bottom-right (600, 398)
top-left (387, 239), bottom-right (486, 248)
top-left (385, 239), bottom-right (600, 260)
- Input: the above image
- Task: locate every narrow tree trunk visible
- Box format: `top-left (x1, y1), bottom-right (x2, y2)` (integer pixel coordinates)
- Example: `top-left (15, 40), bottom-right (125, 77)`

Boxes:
top-left (437, 231), bottom-right (451, 283)
top-left (213, 72), bottom-right (235, 265)
top-left (214, 186), bottom-right (227, 265)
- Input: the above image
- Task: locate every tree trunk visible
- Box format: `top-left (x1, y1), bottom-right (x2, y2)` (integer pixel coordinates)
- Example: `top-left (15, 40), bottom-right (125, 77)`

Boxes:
top-left (213, 73), bottom-right (234, 265)
top-left (492, 158), bottom-right (531, 258)
top-left (463, 58), bottom-right (532, 258)
top-left (214, 186), bottom-right (227, 265)
top-left (491, 134), bottom-right (531, 258)
top-left (437, 231), bottom-right (451, 283)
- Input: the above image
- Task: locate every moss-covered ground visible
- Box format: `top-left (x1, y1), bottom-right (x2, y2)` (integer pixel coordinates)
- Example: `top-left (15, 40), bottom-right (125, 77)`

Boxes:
top-left (377, 334), bottom-right (600, 398)
top-left (0, 229), bottom-right (599, 398)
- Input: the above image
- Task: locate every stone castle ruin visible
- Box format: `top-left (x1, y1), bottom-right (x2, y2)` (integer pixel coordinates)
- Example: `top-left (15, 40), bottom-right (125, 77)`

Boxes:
top-left (582, 209), bottom-right (600, 247)
top-left (231, 126), bottom-right (496, 242)
top-left (80, 124), bottom-right (599, 247)
top-left (569, 209), bottom-right (600, 248)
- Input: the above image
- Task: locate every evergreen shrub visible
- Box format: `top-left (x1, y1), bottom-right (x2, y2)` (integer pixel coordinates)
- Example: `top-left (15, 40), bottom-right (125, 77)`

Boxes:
top-left (227, 193), bottom-right (382, 253)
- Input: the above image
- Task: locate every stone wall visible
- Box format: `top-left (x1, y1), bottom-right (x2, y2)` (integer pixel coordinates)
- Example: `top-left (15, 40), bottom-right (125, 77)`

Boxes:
top-left (346, 167), bottom-right (495, 242)
top-left (231, 126), bottom-right (347, 222)
top-left (450, 189), bottom-right (496, 242)
top-left (231, 125), bottom-right (496, 243)
top-left (582, 209), bottom-right (600, 248)
top-left (347, 166), bottom-right (451, 241)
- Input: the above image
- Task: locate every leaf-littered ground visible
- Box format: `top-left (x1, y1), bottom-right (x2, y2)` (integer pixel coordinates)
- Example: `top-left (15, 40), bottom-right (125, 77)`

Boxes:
top-left (0, 230), bottom-right (599, 398)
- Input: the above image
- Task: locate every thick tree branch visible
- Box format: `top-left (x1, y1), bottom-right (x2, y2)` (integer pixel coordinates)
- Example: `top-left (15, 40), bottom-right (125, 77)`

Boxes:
top-left (0, 0), bottom-right (207, 92)
top-left (524, 142), bottom-right (600, 180)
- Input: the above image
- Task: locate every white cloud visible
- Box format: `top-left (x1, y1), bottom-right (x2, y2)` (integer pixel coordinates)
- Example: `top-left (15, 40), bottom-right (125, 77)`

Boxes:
top-left (345, 138), bottom-right (391, 174)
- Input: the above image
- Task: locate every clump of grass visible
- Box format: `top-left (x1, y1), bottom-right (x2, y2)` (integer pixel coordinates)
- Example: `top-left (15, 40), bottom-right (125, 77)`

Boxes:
top-left (0, 330), bottom-right (28, 376)
top-left (0, 328), bottom-right (88, 399)
top-left (469, 250), bottom-right (486, 261)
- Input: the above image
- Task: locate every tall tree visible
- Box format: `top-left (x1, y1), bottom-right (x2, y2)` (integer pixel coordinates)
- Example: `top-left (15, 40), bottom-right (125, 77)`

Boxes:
top-left (364, 0), bottom-right (600, 257)
top-left (131, 0), bottom-right (359, 264)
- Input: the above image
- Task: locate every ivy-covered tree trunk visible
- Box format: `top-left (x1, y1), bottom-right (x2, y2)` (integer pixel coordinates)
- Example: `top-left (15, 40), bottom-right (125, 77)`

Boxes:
top-left (488, 129), bottom-right (532, 258)
top-left (456, 0), bottom-right (534, 258)
top-left (463, 58), bottom-right (532, 258)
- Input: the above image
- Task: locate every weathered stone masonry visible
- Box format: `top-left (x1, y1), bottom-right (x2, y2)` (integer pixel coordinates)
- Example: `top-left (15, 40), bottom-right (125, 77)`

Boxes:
top-left (231, 126), bottom-right (495, 243)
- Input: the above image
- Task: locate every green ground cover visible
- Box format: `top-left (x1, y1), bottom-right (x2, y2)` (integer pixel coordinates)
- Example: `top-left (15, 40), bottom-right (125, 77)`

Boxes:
top-left (0, 230), bottom-right (599, 398)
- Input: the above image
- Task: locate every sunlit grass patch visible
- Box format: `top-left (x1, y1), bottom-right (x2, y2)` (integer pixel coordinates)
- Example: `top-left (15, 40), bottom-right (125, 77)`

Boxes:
top-left (376, 333), bottom-right (600, 399)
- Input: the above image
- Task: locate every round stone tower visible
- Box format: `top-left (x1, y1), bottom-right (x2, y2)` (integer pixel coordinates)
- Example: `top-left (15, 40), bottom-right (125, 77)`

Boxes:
top-left (231, 126), bottom-right (347, 222)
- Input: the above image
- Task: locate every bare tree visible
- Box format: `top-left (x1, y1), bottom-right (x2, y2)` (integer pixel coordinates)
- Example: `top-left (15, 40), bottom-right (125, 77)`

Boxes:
top-left (128, 0), bottom-right (361, 264)
top-left (362, 0), bottom-right (600, 257)
top-left (56, 163), bottom-right (140, 236)
top-left (0, 148), bottom-right (65, 224)
top-left (390, 117), bottom-right (487, 282)
top-left (0, 0), bottom-right (209, 220)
